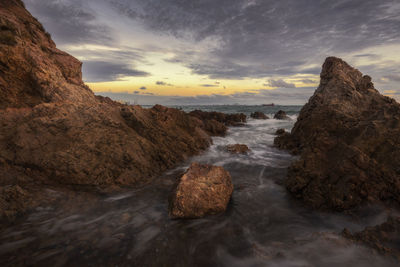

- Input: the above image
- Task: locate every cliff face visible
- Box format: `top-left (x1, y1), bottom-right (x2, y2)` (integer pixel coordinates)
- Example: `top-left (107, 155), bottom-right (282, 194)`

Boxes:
top-left (0, 0), bottom-right (95, 108)
top-left (275, 57), bottom-right (400, 211)
top-left (0, 0), bottom-right (221, 220)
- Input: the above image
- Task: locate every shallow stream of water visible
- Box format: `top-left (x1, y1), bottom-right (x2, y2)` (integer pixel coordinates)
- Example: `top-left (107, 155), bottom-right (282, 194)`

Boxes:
top-left (0, 106), bottom-right (397, 266)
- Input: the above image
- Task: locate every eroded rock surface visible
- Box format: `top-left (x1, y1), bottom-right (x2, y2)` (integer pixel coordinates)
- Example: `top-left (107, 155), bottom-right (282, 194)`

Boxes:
top-left (275, 57), bottom-right (400, 211)
top-left (169, 163), bottom-right (233, 219)
top-left (250, 111), bottom-right (269, 120)
top-left (226, 144), bottom-right (250, 154)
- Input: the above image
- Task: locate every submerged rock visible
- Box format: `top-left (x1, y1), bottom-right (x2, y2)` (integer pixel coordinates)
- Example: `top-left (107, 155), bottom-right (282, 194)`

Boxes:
top-left (342, 217), bottom-right (400, 259)
top-left (226, 144), bottom-right (250, 154)
top-left (275, 57), bottom-right (400, 210)
top-left (273, 110), bottom-right (290, 120)
top-left (250, 111), bottom-right (269, 120)
top-left (169, 163), bottom-right (233, 219)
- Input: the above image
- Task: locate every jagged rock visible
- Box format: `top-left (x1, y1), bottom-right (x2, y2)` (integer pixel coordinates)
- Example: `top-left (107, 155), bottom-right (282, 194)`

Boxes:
top-left (342, 217), bottom-right (400, 259)
top-left (273, 110), bottom-right (290, 120)
top-left (189, 110), bottom-right (247, 128)
top-left (275, 57), bottom-right (400, 210)
top-left (0, 0), bottom-right (94, 109)
top-left (169, 163), bottom-right (233, 219)
top-left (226, 144), bottom-right (250, 154)
top-left (0, 1), bottom-right (223, 221)
top-left (250, 111), bottom-right (269, 120)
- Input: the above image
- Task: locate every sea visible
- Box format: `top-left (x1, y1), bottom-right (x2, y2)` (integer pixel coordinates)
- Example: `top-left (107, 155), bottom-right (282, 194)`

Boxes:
top-left (0, 105), bottom-right (397, 266)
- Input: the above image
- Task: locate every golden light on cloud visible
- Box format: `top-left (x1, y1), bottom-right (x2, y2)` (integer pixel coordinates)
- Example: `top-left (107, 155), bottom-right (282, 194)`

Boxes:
top-left (86, 49), bottom-right (321, 97)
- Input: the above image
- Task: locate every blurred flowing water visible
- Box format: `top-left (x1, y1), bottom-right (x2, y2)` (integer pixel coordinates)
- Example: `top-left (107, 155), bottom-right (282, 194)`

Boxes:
top-left (0, 105), bottom-right (397, 266)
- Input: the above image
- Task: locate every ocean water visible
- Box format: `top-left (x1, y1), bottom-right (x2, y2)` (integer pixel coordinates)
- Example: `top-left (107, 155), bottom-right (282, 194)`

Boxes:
top-left (0, 105), bottom-right (397, 266)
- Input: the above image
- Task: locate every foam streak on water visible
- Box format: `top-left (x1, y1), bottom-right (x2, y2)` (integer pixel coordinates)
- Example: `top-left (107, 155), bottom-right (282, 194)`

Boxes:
top-left (0, 105), bottom-right (397, 266)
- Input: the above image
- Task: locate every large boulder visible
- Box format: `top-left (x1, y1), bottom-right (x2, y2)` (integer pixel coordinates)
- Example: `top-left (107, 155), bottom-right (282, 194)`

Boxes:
top-left (226, 144), bottom-right (250, 154)
top-left (169, 163), bottom-right (234, 219)
top-left (275, 57), bottom-right (400, 211)
top-left (273, 110), bottom-right (290, 120)
top-left (250, 111), bottom-right (269, 120)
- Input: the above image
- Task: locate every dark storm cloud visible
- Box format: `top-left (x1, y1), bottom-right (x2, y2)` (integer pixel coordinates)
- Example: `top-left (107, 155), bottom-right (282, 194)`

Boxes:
top-left (266, 79), bottom-right (296, 88)
top-left (25, 0), bottom-right (113, 45)
top-left (82, 61), bottom-right (150, 82)
top-left (109, 0), bottom-right (400, 79)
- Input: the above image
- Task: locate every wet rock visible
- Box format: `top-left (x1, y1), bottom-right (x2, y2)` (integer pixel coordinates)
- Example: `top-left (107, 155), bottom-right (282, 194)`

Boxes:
top-left (0, 185), bottom-right (31, 221)
top-left (275, 129), bottom-right (286, 135)
top-left (189, 110), bottom-right (247, 128)
top-left (342, 217), bottom-right (400, 259)
top-left (273, 110), bottom-right (290, 120)
top-left (250, 111), bottom-right (269, 120)
top-left (169, 163), bottom-right (234, 219)
top-left (275, 57), bottom-right (400, 210)
top-left (274, 129), bottom-right (298, 153)
top-left (226, 144), bottom-right (250, 154)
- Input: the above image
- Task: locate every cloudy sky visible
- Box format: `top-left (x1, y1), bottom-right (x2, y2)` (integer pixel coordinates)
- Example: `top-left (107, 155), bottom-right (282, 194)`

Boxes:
top-left (25, 0), bottom-right (400, 105)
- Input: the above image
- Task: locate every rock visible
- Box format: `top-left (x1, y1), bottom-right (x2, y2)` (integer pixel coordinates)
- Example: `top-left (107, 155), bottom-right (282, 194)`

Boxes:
top-left (274, 129), bottom-right (297, 152)
top-left (0, 1), bottom-right (226, 221)
top-left (275, 129), bottom-right (286, 135)
top-left (250, 111), bottom-right (269, 120)
top-left (189, 110), bottom-right (247, 128)
top-left (342, 217), bottom-right (400, 259)
top-left (274, 57), bottom-right (400, 210)
top-left (0, 185), bottom-right (32, 221)
top-left (226, 144), bottom-right (250, 154)
top-left (169, 163), bottom-right (234, 219)
top-left (273, 110), bottom-right (290, 120)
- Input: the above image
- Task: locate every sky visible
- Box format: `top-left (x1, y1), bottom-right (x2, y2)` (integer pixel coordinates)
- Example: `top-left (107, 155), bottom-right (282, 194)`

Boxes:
top-left (24, 0), bottom-right (400, 105)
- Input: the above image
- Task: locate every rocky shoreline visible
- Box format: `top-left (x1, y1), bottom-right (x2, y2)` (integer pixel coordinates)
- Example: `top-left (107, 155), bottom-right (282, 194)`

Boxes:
top-left (0, 1), bottom-right (246, 223)
top-left (274, 57), bottom-right (400, 258)
top-left (1, 0), bottom-right (400, 264)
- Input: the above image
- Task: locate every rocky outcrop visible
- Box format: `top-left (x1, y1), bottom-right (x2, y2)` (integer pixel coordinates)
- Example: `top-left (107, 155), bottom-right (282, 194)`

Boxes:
top-left (189, 110), bottom-right (247, 128)
top-left (169, 163), bottom-right (233, 219)
top-left (273, 110), bottom-right (290, 120)
top-left (250, 111), bottom-right (269, 120)
top-left (226, 144), bottom-right (250, 154)
top-left (0, 1), bottom-right (223, 221)
top-left (342, 217), bottom-right (400, 259)
top-left (0, 0), bottom-right (94, 109)
top-left (275, 57), bottom-right (400, 211)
